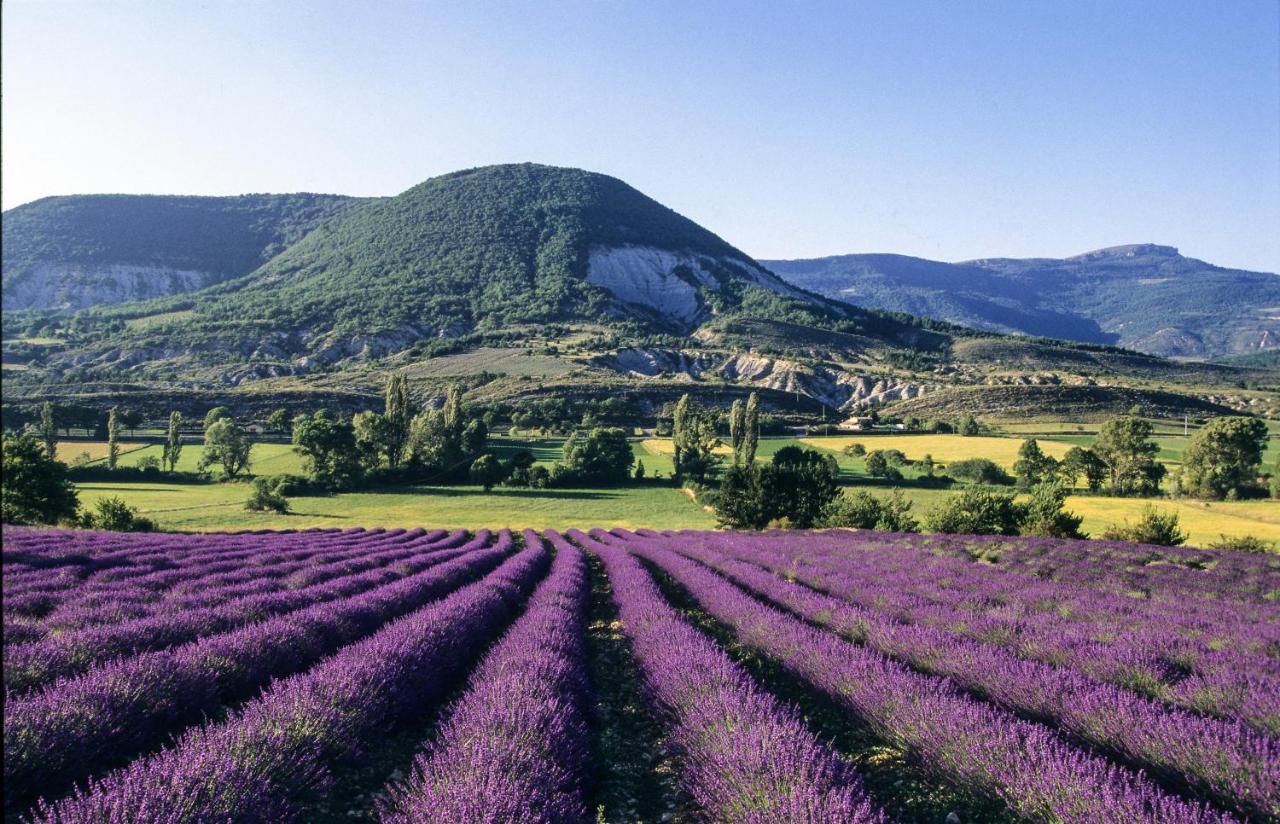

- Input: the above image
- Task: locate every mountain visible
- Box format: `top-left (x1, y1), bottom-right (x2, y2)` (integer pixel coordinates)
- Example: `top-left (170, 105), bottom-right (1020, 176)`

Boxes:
top-left (8, 165), bottom-right (932, 376)
top-left (2, 167), bottom-right (1272, 425)
top-left (763, 244), bottom-right (1280, 359)
top-left (2, 193), bottom-right (370, 310)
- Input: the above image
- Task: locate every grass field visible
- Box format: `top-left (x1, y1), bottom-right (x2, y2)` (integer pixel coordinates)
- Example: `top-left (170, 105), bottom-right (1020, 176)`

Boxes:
top-left (801, 434), bottom-right (1075, 471)
top-left (62, 433), bottom-right (1279, 545)
top-left (76, 481), bottom-right (717, 532)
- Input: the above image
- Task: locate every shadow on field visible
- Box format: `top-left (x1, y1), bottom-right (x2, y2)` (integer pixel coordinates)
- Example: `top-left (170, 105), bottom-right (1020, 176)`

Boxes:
top-left (362, 486), bottom-right (623, 501)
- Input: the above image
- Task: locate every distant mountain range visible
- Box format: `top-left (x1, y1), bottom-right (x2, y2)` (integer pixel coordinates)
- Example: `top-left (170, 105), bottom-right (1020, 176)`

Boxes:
top-left (762, 245), bottom-right (1280, 359)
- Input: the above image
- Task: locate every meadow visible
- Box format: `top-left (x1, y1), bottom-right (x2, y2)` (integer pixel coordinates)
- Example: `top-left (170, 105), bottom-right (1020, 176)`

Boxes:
top-left (4, 526), bottom-right (1275, 823)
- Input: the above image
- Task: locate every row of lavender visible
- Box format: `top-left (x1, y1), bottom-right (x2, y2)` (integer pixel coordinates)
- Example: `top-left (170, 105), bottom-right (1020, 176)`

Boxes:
top-left (4, 526), bottom-right (1274, 822)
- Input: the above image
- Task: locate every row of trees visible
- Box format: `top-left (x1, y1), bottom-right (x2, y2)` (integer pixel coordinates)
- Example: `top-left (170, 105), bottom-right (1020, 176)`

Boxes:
top-left (1012, 415), bottom-right (1271, 501)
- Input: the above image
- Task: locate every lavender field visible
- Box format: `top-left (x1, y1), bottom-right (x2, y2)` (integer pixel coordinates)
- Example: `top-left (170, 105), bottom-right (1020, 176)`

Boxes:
top-left (3, 526), bottom-right (1277, 823)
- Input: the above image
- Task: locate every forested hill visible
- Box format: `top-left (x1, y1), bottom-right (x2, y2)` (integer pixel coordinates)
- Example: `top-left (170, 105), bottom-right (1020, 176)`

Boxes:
top-left (2, 193), bottom-right (370, 310)
top-left (764, 245), bottom-right (1280, 359)
top-left (180, 163), bottom-right (825, 339)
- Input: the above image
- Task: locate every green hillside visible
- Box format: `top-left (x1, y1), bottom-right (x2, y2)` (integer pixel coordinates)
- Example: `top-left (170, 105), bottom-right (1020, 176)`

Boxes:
top-left (2, 193), bottom-right (369, 310)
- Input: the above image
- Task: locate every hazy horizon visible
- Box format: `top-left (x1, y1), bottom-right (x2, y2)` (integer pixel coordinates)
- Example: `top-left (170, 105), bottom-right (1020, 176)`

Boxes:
top-left (4, 0), bottom-right (1278, 271)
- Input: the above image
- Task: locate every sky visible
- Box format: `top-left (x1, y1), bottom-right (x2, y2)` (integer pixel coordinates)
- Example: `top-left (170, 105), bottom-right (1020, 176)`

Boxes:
top-left (3, 0), bottom-right (1279, 271)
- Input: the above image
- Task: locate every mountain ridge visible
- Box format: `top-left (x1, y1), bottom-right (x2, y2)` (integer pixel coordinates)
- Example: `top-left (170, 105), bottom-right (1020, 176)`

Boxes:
top-left (763, 246), bottom-right (1279, 358)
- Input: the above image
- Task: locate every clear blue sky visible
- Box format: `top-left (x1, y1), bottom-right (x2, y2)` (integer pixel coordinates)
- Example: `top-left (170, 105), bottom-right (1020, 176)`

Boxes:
top-left (3, 0), bottom-right (1278, 271)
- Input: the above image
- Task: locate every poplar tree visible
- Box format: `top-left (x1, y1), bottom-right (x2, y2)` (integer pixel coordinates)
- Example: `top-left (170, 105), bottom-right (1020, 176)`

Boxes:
top-left (672, 394), bottom-right (690, 476)
top-left (728, 399), bottom-right (745, 466)
top-left (106, 406), bottom-right (121, 470)
top-left (163, 411), bottom-right (184, 472)
top-left (743, 392), bottom-right (760, 465)
top-left (39, 402), bottom-right (58, 460)
top-left (384, 373), bottom-right (413, 468)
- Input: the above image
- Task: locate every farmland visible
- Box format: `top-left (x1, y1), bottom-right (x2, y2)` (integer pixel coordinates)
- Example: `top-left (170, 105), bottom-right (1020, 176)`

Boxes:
top-left (59, 431), bottom-right (1280, 545)
top-left (3, 526), bottom-right (1276, 823)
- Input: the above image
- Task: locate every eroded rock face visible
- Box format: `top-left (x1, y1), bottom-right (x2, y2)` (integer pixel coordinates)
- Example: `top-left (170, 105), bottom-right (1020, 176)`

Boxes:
top-left (585, 245), bottom-right (811, 326)
top-left (2, 264), bottom-right (220, 310)
top-left (593, 347), bottom-right (935, 409)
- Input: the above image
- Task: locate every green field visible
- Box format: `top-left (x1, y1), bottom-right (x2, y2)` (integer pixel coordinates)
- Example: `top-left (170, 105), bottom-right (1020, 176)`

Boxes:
top-left (61, 432), bottom-right (1279, 545)
top-left (77, 481), bottom-right (716, 532)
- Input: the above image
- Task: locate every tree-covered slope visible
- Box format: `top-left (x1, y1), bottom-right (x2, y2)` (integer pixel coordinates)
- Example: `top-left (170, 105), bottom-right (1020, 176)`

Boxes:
top-left (764, 244), bottom-right (1280, 359)
top-left (184, 163), bottom-right (817, 339)
top-left (2, 193), bottom-right (370, 310)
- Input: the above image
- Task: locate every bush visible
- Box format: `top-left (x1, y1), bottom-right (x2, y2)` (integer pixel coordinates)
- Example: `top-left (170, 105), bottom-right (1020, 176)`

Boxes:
top-left (821, 489), bottom-right (918, 532)
top-left (1019, 482), bottom-right (1085, 539)
top-left (842, 443), bottom-right (866, 457)
top-left (84, 496), bottom-right (155, 531)
top-left (947, 457), bottom-right (1013, 486)
top-left (1207, 534), bottom-right (1274, 553)
top-left (136, 455), bottom-right (162, 473)
top-left (1101, 506), bottom-right (1187, 546)
top-left (245, 478), bottom-right (290, 513)
top-left (262, 473), bottom-right (322, 497)
top-left (926, 488), bottom-right (1023, 535)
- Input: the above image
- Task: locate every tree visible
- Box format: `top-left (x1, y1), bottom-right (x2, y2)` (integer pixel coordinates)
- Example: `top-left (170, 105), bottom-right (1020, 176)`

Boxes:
top-left (842, 443), bottom-right (866, 457)
top-left (292, 410), bottom-right (361, 488)
top-left (946, 457), bottom-right (1013, 485)
top-left (821, 489), bottom-right (918, 532)
top-left (469, 454), bottom-right (504, 491)
top-left (267, 408), bottom-right (292, 436)
top-left (864, 450), bottom-right (901, 480)
top-left (163, 411), bottom-right (184, 472)
top-left (203, 406), bottom-right (232, 432)
top-left (1013, 439), bottom-right (1058, 490)
top-left (404, 383), bottom-right (483, 480)
top-left (743, 392), bottom-right (761, 465)
top-left (763, 447), bottom-right (841, 528)
top-left (1094, 417), bottom-right (1165, 496)
top-left (199, 417), bottom-right (252, 480)
top-left (1020, 482), bottom-right (1085, 538)
top-left (561, 427), bottom-right (634, 485)
top-left (1101, 505), bottom-right (1187, 546)
top-left (1060, 446), bottom-right (1106, 492)
top-left (634, 459), bottom-right (646, 480)
top-left (671, 395), bottom-right (720, 482)
top-left (39, 402), bottom-right (57, 460)
top-left (353, 411), bottom-right (393, 472)
top-left (925, 488), bottom-right (1023, 535)
top-left (714, 465), bottom-right (769, 529)
top-left (118, 408), bottom-right (144, 437)
top-left (715, 446), bottom-right (840, 529)
top-left (1, 432), bottom-right (80, 525)
top-left (671, 394), bottom-right (690, 476)
top-left (728, 399), bottom-right (746, 466)
top-left (920, 454), bottom-right (935, 477)
top-left (1178, 416), bottom-right (1268, 500)
top-left (106, 406), bottom-right (121, 470)
top-left (959, 415), bottom-right (980, 436)
top-left (383, 373), bottom-right (413, 467)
